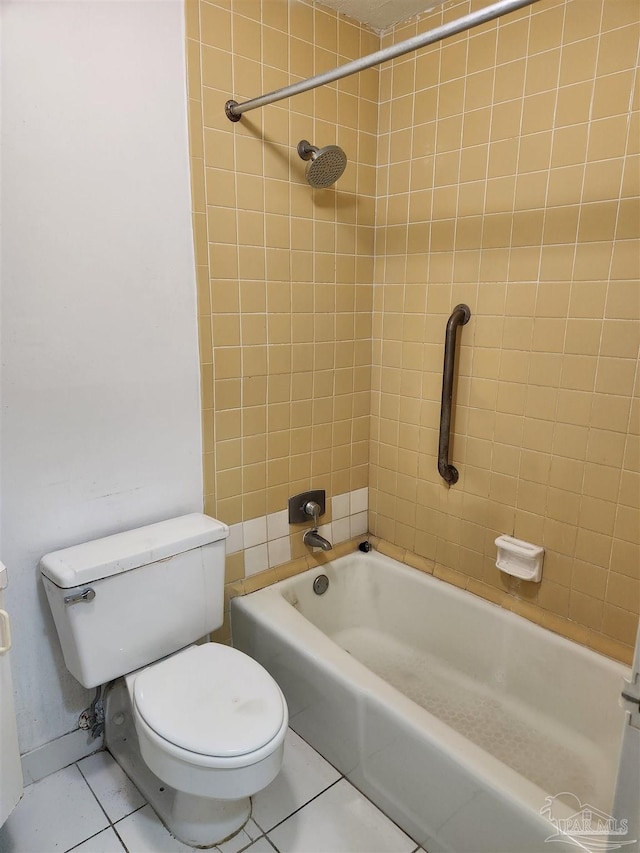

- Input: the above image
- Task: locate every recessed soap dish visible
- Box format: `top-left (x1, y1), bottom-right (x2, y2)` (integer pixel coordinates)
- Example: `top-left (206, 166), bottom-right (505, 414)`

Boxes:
top-left (495, 534), bottom-right (544, 582)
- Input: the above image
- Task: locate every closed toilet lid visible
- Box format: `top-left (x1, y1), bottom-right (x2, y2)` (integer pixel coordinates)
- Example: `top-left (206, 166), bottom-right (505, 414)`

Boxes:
top-left (133, 644), bottom-right (286, 757)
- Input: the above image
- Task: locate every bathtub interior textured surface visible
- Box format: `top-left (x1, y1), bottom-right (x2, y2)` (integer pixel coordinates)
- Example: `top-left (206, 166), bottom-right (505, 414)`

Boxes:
top-left (231, 549), bottom-right (629, 852)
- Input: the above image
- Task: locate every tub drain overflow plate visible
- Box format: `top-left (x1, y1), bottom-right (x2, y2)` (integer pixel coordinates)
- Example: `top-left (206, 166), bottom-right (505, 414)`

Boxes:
top-left (313, 574), bottom-right (329, 595)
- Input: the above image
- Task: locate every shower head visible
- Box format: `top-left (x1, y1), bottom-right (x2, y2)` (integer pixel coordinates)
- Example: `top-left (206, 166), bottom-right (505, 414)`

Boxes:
top-left (297, 140), bottom-right (347, 188)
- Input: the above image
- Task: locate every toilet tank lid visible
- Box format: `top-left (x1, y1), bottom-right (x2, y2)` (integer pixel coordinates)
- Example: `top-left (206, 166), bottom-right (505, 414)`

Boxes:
top-left (39, 514), bottom-right (229, 588)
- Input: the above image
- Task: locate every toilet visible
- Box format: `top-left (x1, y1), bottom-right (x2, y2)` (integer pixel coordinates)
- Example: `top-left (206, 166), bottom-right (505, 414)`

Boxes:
top-left (40, 514), bottom-right (288, 848)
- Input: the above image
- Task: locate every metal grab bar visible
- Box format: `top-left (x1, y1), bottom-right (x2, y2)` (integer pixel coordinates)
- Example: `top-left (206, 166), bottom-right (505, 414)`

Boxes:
top-left (438, 304), bottom-right (471, 485)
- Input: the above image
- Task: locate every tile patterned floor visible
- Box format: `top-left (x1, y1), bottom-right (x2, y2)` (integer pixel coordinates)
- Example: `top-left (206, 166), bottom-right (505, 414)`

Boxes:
top-left (0, 729), bottom-right (426, 853)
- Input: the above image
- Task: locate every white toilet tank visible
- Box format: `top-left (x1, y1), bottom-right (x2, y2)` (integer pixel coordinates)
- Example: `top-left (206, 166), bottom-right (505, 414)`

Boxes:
top-left (40, 514), bottom-right (229, 689)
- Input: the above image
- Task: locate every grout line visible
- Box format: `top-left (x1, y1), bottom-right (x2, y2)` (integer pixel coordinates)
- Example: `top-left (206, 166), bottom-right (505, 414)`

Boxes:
top-left (253, 776), bottom-right (344, 837)
top-left (259, 835), bottom-right (281, 853)
top-left (64, 824), bottom-right (124, 853)
top-left (72, 761), bottom-right (113, 834)
top-left (76, 757), bottom-right (144, 826)
top-left (110, 822), bottom-right (130, 853)
top-left (76, 755), bottom-right (147, 851)
top-left (254, 726), bottom-right (422, 849)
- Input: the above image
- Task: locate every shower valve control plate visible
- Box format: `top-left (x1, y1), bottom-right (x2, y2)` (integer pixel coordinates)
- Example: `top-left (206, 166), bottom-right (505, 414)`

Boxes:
top-left (288, 490), bottom-right (326, 524)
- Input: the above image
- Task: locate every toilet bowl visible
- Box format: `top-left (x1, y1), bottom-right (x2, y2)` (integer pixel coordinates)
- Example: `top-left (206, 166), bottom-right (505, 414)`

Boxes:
top-left (130, 643), bottom-right (288, 798)
top-left (108, 644), bottom-right (288, 846)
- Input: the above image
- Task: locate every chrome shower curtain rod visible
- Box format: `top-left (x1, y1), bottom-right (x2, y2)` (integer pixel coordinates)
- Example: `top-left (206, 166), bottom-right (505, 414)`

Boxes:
top-left (225, 0), bottom-right (540, 121)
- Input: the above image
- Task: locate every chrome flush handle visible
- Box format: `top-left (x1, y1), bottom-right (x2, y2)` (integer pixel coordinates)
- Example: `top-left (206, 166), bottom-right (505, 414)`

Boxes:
top-left (64, 588), bottom-right (96, 606)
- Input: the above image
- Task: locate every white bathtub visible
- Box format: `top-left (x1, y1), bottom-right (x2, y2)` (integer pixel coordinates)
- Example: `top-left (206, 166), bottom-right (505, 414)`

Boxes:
top-left (231, 550), bottom-right (629, 852)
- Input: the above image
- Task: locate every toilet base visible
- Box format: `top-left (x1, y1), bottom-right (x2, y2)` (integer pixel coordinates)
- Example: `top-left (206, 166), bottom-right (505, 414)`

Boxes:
top-left (105, 680), bottom-right (250, 847)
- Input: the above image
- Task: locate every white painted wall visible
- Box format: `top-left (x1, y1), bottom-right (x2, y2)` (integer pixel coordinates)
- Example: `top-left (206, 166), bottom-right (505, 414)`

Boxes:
top-left (0, 0), bottom-right (203, 753)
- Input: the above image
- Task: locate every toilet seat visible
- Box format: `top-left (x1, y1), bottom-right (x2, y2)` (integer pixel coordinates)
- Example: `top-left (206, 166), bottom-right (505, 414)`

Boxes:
top-left (132, 644), bottom-right (287, 763)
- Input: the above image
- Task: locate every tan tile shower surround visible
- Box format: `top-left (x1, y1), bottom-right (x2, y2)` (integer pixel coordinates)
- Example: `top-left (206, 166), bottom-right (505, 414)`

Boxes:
top-left (186, 0), bottom-right (639, 664)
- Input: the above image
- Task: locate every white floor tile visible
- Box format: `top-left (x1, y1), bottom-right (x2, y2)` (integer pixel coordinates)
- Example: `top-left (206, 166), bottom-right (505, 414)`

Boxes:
top-left (78, 750), bottom-right (145, 822)
top-left (243, 819), bottom-right (262, 842)
top-left (67, 827), bottom-right (126, 852)
top-left (269, 778), bottom-right (416, 853)
top-left (251, 729), bottom-right (341, 833)
top-left (0, 765), bottom-right (108, 853)
top-left (1, 728), bottom-right (420, 853)
top-left (243, 840), bottom-right (277, 853)
top-left (115, 804), bottom-right (198, 852)
top-left (216, 826), bottom-right (254, 853)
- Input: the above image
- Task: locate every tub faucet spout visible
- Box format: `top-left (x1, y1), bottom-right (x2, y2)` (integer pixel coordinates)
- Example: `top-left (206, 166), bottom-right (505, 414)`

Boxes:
top-left (303, 528), bottom-right (333, 551)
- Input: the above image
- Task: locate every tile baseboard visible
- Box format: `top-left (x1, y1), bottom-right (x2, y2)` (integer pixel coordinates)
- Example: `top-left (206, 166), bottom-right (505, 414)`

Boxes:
top-left (21, 727), bottom-right (102, 785)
